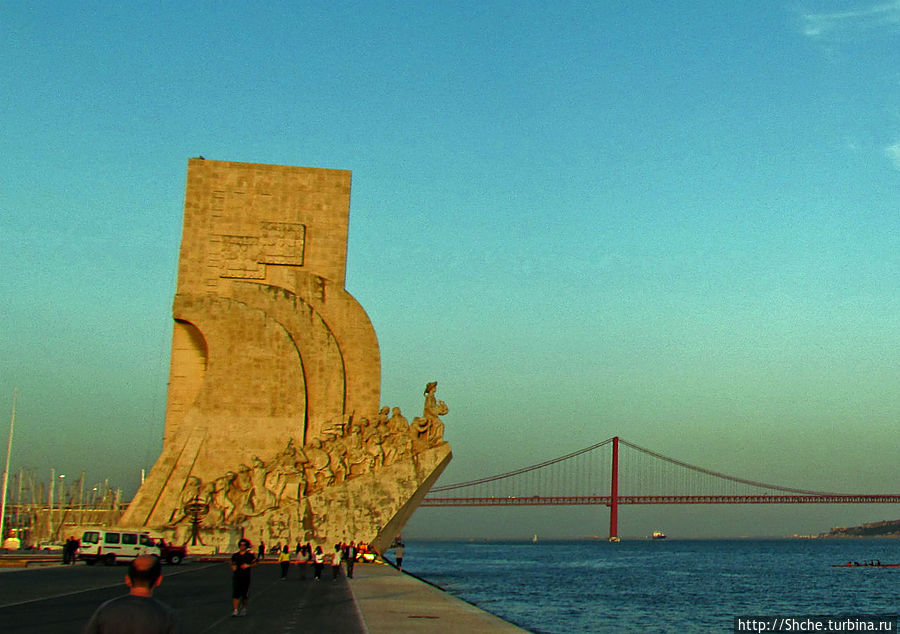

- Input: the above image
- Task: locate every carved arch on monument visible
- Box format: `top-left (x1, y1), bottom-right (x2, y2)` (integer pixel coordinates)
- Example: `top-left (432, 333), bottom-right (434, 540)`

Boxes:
top-left (231, 282), bottom-right (348, 441)
top-left (171, 294), bottom-right (306, 425)
top-left (284, 271), bottom-right (381, 422)
top-left (164, 319), bottom-right (209, 443)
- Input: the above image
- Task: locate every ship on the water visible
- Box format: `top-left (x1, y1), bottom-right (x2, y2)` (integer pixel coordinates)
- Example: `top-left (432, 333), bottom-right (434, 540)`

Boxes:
top-left (651, 530), bottom-right (666, 540)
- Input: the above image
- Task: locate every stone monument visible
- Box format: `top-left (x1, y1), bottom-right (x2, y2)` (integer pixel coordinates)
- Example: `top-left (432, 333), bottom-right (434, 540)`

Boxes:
top-left (119, 158), bottom-right (452, 553)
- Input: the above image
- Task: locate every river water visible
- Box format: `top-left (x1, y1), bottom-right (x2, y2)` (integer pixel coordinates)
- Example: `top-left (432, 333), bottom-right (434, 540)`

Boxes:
top-left (399, 539), bottom-right (899, 633)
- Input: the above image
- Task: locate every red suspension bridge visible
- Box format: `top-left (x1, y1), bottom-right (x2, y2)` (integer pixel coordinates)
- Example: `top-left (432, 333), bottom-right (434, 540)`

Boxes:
top-left (422, 437), bottom-right (900, 540)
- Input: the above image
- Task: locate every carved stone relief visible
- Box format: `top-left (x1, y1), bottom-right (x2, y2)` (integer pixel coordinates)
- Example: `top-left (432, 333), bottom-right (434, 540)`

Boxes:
top-left (167, 385), bottom-right (449, 551)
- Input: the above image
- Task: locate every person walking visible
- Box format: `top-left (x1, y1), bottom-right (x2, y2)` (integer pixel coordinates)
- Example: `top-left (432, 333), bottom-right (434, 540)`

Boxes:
top-left (345, 541), bottom-right (357, 579)
top-left (62, 537), bottom-right (71, 565)
top-left (394, 543), bottom-right (404, 570)
top-left (230, 539), bottom-right (257, 617)
top-left (63, 536), bottom-right (77, 565)
top-left (295, 544), bottom-right (309, 579)
top-left (312, 545), bottom-right (325, 580)
top-left (278, 545), bottom-right (291, 579)
top-left (82, 554), bottom-right (179, 633)
top-left (331, 545), bottom-right (343, 580)
top-left (71, 535), bottom-right (81, 564)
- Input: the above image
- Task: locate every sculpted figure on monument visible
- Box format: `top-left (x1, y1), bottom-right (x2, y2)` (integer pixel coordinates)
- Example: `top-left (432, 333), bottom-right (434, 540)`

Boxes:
top-left (226, 467), bottom-right (255, 521)
top-left (359, 417), bottom-right (376, 444)
top-left (204, 476), bottom-right (231, 526)
top-left (363, 420), bottom-right (385, 469)
top-left (325, 438), bottom-right (348, 484)
top-left (250, 457), bottom-right (278, 512)
top-left (321, 418), bottom-right (347, 440)
top-left (273, 438), bottom-right (307, 470)
top-left (375, 417), bottom-right (393, 464)
top-left (266, 439), bottom-right (307, 502)
top-left (304, 438), bottom-right (333, 491)
top-left (343, 424), bottom-right (370, 477)
top-left (412, 381), bottom-right (448, 447)
top-left (386, 429), bottom-right (413, 467)
top-left (387, 407), bottom-right (409, 435)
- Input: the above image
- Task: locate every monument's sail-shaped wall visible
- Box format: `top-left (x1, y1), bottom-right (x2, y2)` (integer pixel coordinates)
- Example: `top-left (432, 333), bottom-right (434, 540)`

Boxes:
top-left (120, 159), bottom-right (451, 552)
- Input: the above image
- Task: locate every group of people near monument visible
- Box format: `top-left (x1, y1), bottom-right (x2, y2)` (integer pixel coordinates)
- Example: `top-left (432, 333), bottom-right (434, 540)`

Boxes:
top-left (271, 540), bottom-right (364, 579)
top-left (231, 538), bottom-right (362, 616)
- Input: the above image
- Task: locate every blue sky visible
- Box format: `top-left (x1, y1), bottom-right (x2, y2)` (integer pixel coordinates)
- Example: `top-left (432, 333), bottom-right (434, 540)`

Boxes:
top-left (1, 2), bottom-right (898, 538)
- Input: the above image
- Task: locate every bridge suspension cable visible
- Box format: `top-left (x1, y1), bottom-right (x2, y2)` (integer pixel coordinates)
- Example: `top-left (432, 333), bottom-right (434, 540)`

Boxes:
top-left (617, 438), bottom-right (834, 496)
top-left (429, 437), bottom-right (614, 492)
top-left (429, 436), bottom-right (829, 495)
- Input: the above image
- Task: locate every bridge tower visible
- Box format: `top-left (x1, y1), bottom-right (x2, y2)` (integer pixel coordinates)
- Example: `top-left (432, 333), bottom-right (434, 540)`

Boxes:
top-left (609, 436), bottom-right (619, 541)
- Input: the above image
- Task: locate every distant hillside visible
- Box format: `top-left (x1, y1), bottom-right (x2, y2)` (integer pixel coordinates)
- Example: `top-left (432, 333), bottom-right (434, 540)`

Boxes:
top-left (820, 519), bottom-right (900, 538)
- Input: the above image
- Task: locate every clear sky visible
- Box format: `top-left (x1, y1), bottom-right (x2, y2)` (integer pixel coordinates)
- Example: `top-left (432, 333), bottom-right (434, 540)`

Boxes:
top-left (1, 2), bottom-right (898, 539)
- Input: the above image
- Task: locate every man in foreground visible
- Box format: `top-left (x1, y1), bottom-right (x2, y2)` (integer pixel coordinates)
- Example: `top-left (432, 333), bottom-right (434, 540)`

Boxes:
top-left (83, 554), bottom-right (179, 634)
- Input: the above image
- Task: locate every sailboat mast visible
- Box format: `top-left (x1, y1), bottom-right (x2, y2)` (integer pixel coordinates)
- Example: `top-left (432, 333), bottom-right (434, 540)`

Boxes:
top-left (0, 389), bottom-right (18, 544)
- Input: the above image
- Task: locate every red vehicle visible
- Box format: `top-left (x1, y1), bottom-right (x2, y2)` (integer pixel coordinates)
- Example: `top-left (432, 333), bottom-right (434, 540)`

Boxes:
top-left (154, 538), bottom-right (187, 564)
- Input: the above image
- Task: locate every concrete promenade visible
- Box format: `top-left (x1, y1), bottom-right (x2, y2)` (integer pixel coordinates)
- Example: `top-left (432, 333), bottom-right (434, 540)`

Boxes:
top-left (0, 557), bottom-right (528, 633)
top-left (353, 562), bottom-right (527, 633)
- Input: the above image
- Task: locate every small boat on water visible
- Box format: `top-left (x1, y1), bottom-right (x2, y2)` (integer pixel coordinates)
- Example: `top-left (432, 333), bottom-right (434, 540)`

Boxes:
top-left (651, 530), bottom-right (666, 540)
top-left (831, 562), bottom-right (900, 567)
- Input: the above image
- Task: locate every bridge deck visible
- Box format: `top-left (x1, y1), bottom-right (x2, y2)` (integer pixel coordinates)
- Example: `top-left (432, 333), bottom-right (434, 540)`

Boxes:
top-left (422, 494), bottom-right (900, 506)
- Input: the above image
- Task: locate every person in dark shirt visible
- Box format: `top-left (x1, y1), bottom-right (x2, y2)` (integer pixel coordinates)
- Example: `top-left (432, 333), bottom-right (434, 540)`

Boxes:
top-left (82, 554), bottom-right (179, 634)
top-left (230, 539), bottom-right (257, 616)
top-left (345, 541), bottom-right (358, 578)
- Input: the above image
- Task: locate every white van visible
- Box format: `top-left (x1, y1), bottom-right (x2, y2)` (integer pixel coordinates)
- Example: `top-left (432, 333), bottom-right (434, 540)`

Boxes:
top-left (79, 529), bottom-right (161, 566)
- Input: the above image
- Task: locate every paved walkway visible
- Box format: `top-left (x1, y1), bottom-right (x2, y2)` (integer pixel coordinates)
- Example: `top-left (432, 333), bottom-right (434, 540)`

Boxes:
top-left (353, 563), bottom-right (527, 633)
